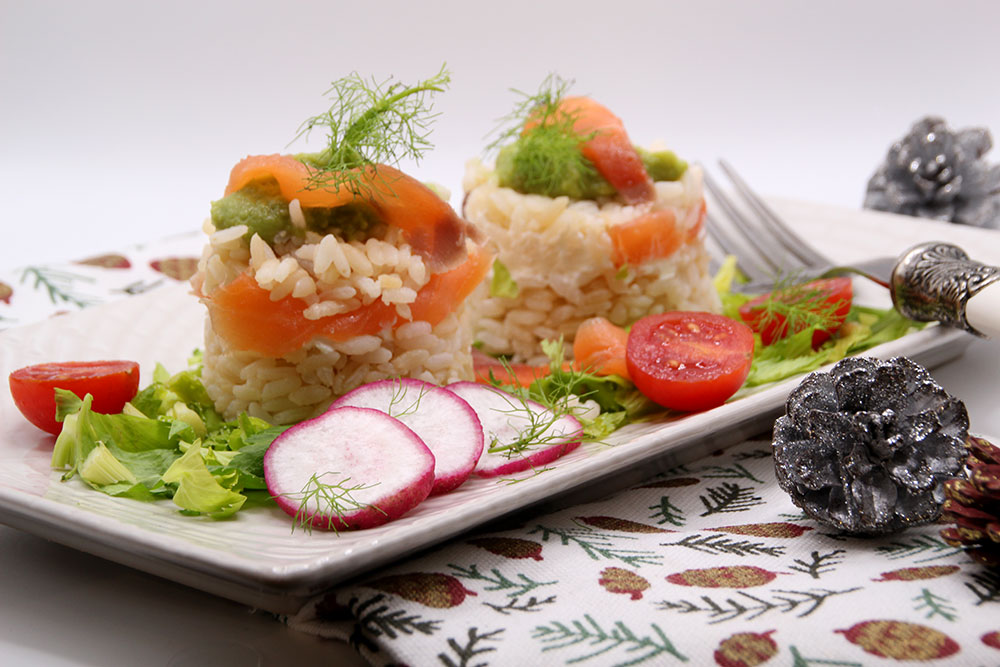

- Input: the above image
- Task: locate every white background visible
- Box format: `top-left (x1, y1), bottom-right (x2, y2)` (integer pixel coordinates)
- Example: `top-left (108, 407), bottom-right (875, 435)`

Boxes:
top-left (3, 0), bottom-right (1000, 270)
top-left (2, 1), bottom-right (999, 665)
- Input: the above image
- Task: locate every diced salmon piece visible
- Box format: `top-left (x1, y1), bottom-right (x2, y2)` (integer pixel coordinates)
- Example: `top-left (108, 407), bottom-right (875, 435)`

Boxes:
top-left (609, 199), bottom-right (706, 267)
top-left (573, 316), bottom-right (631, 380)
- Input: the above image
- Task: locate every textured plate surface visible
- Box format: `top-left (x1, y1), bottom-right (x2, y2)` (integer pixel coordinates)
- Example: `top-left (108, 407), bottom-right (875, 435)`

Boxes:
top-left (0, 200), bottom-right (995, 613)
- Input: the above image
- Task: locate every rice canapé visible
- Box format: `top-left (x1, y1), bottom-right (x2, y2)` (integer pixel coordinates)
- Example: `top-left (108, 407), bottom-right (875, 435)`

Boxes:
top-left (463, 84), bottom-right (719, 366)
top-left (192, 69), bottom-right (489, 424)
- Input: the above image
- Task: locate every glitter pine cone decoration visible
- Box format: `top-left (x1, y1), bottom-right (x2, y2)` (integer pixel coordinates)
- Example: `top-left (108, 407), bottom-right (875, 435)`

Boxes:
top-left (940, 435), bottom-right (1000, 567)
top-left (864, 116), bottom-right (1000, 229)
top-left (773, 356), bottom-right (968, 536)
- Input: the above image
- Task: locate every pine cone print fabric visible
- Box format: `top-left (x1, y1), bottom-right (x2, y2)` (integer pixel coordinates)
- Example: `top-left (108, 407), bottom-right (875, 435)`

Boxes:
top-left (0, 233), bottom-right (202, 330)
top-left (289, 441), bottom-right (1000, 666)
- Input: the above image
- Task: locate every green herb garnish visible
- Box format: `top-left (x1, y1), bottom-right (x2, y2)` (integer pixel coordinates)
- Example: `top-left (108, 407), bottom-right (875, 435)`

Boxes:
top-left (294, 64), bottom-right (451, 197)
top-left (284, 472), bottom-right (384, 534)
top-left (742, 274), bottom-right (849, 341)
top-left (488, 74), bottom-right (608, 199)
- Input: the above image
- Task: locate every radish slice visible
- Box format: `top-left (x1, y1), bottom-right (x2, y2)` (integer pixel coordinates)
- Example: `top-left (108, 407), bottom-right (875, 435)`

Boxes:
top-left (264, 406), bottom-right (434, 531)
top-left (446, 381), bottom-right (583, 478)
top-left (332, 378), bottom-right (484, 495)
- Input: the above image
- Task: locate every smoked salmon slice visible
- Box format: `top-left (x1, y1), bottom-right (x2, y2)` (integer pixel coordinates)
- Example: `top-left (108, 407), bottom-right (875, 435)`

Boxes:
top-left (226, 154), bottom-right (470, 271)
top-left (205, 243), bottom-right (492, 358)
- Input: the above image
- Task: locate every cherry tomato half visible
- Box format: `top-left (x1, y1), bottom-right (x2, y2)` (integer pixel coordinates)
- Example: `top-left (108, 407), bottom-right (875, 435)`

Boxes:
top-left (626, 312), bottom-right (754, 412)
top-left (9, 361), bottom-right (140, 435)
top-left (738, 277), bottom-right (852, 348)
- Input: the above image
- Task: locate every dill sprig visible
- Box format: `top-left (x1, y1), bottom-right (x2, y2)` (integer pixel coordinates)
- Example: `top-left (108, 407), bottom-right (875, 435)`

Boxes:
top-left (282, 471), bottom-right (384, 534)
top-left (294, 64), bottom-right (451, 197)
top-left (747, 275), bottom-right (849, 340)
top-left (486, 390), bottom-right (577, 459)
top-left (486, 73), bottom-right (577, 152)
top-left (486, 74), bottom-right (604, 198)
top-left (385, 378), bottom-right (428, 419)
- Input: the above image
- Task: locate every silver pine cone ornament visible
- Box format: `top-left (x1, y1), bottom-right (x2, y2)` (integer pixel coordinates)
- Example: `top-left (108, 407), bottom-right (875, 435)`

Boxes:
top-left (864, 116), bottom-right (1000, 228)
top-left (772, 356), bottom-right (968, 535)
top-left (940, 435), bottom-right (1000, 568)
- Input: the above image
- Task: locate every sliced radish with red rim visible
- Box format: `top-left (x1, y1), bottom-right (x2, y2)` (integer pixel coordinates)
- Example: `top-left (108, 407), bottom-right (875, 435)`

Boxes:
top-left (446, 381), bottom-right (583, 478)
top-left (332, 378), bottom-right (484, 494)
top-left (264, 406), bottom-right (435, 531)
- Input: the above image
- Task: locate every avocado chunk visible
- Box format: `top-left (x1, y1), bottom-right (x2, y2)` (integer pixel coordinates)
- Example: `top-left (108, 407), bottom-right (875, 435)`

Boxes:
top-left (210, 178), bottom-right (291, 244)
top-left (636, 147), bottom-right (687, 182)
top-left (495, 140), bottom-right (688, 201)
top-left (210, 174), bottom-right (384, 245)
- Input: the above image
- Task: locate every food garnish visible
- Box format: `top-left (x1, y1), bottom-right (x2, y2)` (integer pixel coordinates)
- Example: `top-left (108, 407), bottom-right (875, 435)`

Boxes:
top-left (50, 354), bottom-right (284, 516)
top-left (265, 406), bottom-right (435, 531)
top-left (331, 378), bottom-right (485, 495)
top-left (294, 64), bottom-right (451, 197)
top-left (487, 74), bottom-right (680, 203)
top-left (737, 276), bottom-right (853, 348)
top-left (9, 361), bottom-right (140, 435)
top-left (447, 381), bottom-right (583, 478)
top-left (625, 312), bottom-right (755, 412)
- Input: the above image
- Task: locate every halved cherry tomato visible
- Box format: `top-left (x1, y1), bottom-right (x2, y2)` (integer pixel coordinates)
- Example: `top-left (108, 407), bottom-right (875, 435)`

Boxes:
top-left (9, 361), bottom-right (140, 435)
top-left (625, 312), bottom-right (754, 412)
top-left (738, 277), bottom-right (852, 348)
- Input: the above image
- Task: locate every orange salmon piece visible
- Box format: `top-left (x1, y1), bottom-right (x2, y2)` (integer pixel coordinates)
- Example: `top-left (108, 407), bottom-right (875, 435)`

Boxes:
top-left (609, 199), bottom-right (705, 267)
top-left (206, 243), bottom-right (492, 358)
top-left (225, 155), bottom-right (470, 271)
top-left (472, 350), bottom-right (553, 387)
top-left (526, 97), bottom-right (654, 204)
top-left (573, 316), bottom-right (631, 380)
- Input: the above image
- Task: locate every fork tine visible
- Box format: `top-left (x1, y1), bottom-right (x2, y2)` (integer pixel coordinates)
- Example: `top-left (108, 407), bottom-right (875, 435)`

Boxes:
top-left (704, 211), bottom-right (774, 283)
top-left (717, 160), bottom-right (833, 267)
top-left (703, 169), bottom-right (790, 278)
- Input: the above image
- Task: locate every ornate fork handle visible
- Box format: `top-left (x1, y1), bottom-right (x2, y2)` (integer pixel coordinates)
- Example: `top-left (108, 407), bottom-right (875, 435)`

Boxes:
top-left (892, 242), bottom-right (1000, 338)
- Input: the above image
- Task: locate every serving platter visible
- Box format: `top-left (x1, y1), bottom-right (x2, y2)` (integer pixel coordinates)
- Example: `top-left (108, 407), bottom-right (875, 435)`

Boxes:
top-left (0, 200), bottom-right (995, 614)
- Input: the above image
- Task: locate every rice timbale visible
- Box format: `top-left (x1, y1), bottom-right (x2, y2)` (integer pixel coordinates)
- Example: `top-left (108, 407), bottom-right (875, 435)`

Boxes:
top-left (464, 88), bottom-right (719, 366)
top-left (194, 156), bottom-right (488, 424)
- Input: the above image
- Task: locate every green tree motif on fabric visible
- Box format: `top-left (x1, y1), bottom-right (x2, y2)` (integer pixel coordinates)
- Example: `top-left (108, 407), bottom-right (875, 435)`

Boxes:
top-left (655, 587), bottom-right (862, 624)
top-left (447, 563), bottom-right (556, 598)
top-left (788, 549), bottom-right (846, 579)
top-left (913, 588), bottom-right (958, 621)
top-left (21, 266), bottom-right (98, 308)
top-left (698, 462), bottom-right (765, 484)
top-left (875, 534), bottom-right (964, 562)
top-left (698, 483), bottom-right (765, 516)
top-left (485, 595), bottom-right (557, 615)
top-left (660, 533), bottom-right (786, 558)
top-left (347, 593), bottom-right (441, 639)
top-left (529, 524), bottom-right (663, 567)
top-left (438, 627), bottom-right (504, 667)
top-left (789, 645), bottom-right (861, 666)
top-left (649, 496), bottom-right (685, 526)
top-left (532, 615), bottom-right (686, 665)
top-left (966, 569), bottom-right (1000, 605)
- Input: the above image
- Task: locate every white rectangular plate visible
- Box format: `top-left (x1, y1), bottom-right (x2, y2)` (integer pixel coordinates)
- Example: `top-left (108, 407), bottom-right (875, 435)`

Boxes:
top-left (0, 200), bottom-right (995, 613)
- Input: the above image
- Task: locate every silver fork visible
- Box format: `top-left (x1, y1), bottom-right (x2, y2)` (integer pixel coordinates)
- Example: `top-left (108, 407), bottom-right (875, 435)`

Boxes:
top-left (701, 160), bottom-right (1000, 339)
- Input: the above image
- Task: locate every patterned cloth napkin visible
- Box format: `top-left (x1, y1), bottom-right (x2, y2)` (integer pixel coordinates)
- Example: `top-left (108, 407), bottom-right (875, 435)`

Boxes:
top-left (3, 237), bottom-right (998, 666)
top-left (287, 439), bottom-right (998, 666)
